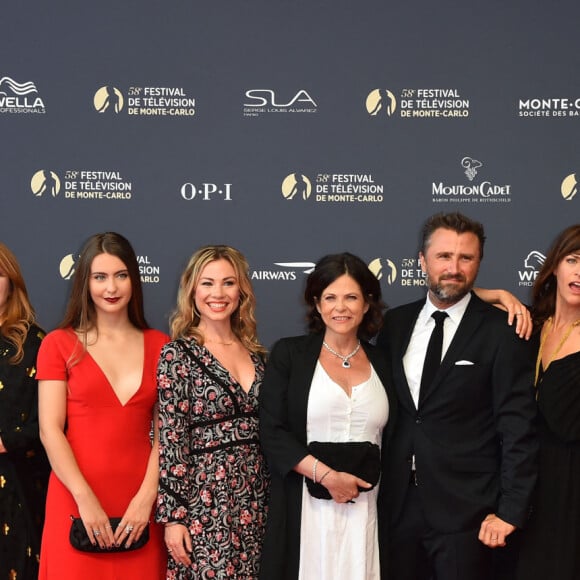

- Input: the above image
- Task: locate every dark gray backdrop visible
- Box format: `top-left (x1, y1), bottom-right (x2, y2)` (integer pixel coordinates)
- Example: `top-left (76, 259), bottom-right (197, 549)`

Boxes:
top-left (2, 0), bottom-right (578, 347)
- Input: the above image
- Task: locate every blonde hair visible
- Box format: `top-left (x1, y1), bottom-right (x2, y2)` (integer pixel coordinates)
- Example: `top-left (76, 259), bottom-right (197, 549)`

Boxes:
top-left (170, 245), bottom-right (266, 357)
top-left (0, 243), bottom-right (36, 364)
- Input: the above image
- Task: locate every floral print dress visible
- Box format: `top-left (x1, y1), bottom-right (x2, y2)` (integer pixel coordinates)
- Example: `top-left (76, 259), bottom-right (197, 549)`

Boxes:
top-left (156, 338), bottom-right (269, 579)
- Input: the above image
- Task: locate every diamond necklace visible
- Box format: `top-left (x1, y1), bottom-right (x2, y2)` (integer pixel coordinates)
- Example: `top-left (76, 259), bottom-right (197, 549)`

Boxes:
top-left (322, 340), bottom-right (361, 368)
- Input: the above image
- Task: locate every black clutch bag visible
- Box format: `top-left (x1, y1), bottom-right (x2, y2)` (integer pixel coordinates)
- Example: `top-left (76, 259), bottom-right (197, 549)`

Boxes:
top-left (69, 517), bottom-right (150, 552)
top-left (306, 441), bottom-right (381, 500)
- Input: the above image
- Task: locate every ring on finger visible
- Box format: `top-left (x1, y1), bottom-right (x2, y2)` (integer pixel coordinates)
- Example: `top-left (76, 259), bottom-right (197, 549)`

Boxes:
top-left (94, 530), bottom-right (101, 536)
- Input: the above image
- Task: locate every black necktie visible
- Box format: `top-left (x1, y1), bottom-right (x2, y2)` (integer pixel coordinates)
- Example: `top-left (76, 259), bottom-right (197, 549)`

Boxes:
top-left (421, 311), bottom-right (448, 392)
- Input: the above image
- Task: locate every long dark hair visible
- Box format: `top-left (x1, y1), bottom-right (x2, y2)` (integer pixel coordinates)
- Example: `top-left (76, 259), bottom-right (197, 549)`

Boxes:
top-left (59, 232), bottom-right (148, 333)
top-left (532, 224), bottom-right (580, 329)
top-left (304, 252), bottom-right (385, 341)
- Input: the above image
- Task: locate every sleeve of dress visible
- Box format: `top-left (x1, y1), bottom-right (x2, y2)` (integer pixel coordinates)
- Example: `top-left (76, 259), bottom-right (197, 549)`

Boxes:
top-left (156, 340), bottom-right (192, 524)
top-left (259, 338), bottom-right (310, 477)
top-left (0, 327), bottom-right (45, 453)
top-left (35, 329), bottom-right (70, 381)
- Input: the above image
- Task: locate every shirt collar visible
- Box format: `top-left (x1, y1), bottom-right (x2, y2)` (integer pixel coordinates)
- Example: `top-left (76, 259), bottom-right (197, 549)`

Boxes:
top-left (423, 291), bottom-right (472, 326)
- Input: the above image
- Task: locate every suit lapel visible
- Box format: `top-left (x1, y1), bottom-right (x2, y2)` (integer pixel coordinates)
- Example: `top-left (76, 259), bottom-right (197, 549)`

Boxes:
top-left (292, 333), bottom-right (324, 438)
top-left (418, 293), bottom-right (486, 406)
top-left (394, 303), bottom-right (423, 412)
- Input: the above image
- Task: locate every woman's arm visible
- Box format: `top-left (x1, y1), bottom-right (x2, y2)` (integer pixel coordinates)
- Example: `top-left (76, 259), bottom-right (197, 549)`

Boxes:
top-left (39, 379), bottom-right (115, 549)
top-left (114, 403), bottom-right (161, 548)
top-left (156, 342), bottom-right (193, 567)
top-left (474, 287), bottom-right (532, 339)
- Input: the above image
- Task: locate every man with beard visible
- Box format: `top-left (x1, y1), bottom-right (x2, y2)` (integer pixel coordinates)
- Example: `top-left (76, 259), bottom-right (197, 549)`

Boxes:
top-left (376, 213), bottom-right (537, 580)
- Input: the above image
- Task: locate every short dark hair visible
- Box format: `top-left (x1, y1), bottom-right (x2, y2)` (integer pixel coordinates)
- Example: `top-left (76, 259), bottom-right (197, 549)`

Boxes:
top-left (304, 252), bottom-right (384, 340)
top-left (420, 212), bottom-right (486, 259)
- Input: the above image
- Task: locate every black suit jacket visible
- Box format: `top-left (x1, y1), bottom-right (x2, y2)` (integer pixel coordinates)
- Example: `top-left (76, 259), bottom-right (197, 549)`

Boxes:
top-left (258, 333), bottom-right (396, 580)
top-left (376, 292), bottom-right (537, 533)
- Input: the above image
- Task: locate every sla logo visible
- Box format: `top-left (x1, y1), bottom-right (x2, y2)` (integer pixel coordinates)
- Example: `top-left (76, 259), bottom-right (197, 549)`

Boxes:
top-left (31, 170), bottom-right (61, 197)
top-left (518, 251), bottom-right (545, 287)
top-left (244, 89), bottom-right (317, 108)
top-left (281, 173), bottom-right (312, 200)
top-left (94, 86), bottom-right (124, 113)
top-left (366, 89), bottom-right (397, 116)
top-left (561, 173), bottom-right (580, 201)
top-left (59, 254), bottom-right (78, 280)
top-left (368, 258), bottom-right (397, 285)
top-left (461, 157), bottom-right (483, 181)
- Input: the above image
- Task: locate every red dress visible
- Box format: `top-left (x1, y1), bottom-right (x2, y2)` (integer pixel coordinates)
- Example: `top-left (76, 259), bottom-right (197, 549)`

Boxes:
top-left (36, 328), bottom-right (169, 579)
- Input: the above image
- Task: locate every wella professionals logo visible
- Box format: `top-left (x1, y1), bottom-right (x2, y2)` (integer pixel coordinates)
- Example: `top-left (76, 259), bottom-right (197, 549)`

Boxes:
top-left (0, 76), bottom-right (46, 114)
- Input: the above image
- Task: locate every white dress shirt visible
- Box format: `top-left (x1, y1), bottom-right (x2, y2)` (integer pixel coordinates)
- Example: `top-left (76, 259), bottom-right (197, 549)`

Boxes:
top-left (403, 292), bottom-right (472, 409)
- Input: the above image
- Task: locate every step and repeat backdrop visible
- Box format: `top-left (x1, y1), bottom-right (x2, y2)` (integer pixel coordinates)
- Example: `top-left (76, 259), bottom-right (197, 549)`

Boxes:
top-left (2, 0), bottom-right (580, 348)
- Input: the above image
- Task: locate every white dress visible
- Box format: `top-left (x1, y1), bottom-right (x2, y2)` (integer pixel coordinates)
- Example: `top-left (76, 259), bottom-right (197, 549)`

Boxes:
top-left (298, 362), bottom-right (390, 580)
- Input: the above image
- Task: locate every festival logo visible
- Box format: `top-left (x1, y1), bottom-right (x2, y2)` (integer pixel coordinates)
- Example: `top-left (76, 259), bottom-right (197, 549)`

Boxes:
top-left (243, 89), bottom-right (317, 116)
top-left (282, 172), bottom-right (384, 204)
top-left (367, 87), bottom-right (470, 119)
top-left (517, 251), bottom-right (546, 287)
top-left (31, 170), bottom-right (61, 197)
top-left (431, 157), bottom-right (511, 204)
top-left (32, 170), bottom-right (132, 201)
top-left (94, 86), bottom-right (124, 113)
top-left (94, 85), bottom-right (195, 117)
top-left (59, 253), bottom-right (160, 284)
top-left (0, 76), bottom-right (46, 114)
top-left (59, 254), bottom-right (77, 280)
top-left (368, 258), bottom-right (398, 285)
top-left (561, 173), bottom-right (580, 201)
top-left (366, 90), bottom-right (397, 116)
top-left (281, 173), bottom-right (313, 200)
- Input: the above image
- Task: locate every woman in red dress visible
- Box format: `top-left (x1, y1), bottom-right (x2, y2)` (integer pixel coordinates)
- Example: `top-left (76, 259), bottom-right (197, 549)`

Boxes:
top-left (37, 232), bottom-right (169, 579)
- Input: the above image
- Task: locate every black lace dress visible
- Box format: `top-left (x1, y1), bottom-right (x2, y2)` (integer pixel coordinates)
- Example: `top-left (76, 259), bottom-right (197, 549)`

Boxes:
top-left (0, 325), bottom-right (50, 580)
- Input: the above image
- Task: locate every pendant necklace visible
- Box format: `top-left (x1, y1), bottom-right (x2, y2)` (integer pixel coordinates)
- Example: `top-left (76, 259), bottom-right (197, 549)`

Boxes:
top-left (322, 340), bottom-right (361, 368)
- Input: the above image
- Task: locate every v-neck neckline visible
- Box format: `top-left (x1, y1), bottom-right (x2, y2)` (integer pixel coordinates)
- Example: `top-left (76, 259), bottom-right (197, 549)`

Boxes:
top-left (197, 340), bottom-right (258, 395)
top-left (84, 333), bottom-right (146, 407)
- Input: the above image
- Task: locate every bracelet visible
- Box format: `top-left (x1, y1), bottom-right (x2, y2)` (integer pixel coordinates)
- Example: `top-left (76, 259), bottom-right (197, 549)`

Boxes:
top-left (164, 522), bottom-right (181, 527)
top-left (319, 468), bottom-right (332, 484)
top-left (312, 458), bottom-right (319, 483)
